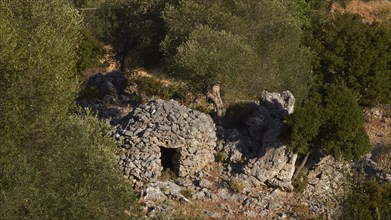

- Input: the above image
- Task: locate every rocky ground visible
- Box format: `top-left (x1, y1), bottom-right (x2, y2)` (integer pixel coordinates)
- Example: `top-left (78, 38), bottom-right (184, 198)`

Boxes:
top-left (78, 71), bottom-right (391, 219)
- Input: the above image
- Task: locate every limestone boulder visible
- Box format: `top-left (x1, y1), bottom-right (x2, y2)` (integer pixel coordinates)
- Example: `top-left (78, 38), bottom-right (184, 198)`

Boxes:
top-left (260, 90), bottom-right (295, 119)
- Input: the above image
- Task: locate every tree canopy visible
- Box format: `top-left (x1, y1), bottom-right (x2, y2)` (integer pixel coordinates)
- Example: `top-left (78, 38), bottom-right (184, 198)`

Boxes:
top-left (307, 13), bottom-right (391, 106)
top-left (162, 0), bottom-right (313, 104)
top-left (342, 178), bottom-right (391, 220)
top-left (287, 83), bottom-right (371, 161)
top-left (0, 0), bottom-right (139, 218)
top-left (95, 0), bottom-right (167, 69)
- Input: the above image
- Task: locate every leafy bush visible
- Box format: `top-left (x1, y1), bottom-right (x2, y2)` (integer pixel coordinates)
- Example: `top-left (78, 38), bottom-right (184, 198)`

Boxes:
top-left (320, 84), bottom-right (371, 160)
top-left (0, 114), bottom-right (140, 219)
top-left (96, 0), bottom-right (166, 70)
top-left (342, 178), bottom-right (391, 220)
top-left (286, 91), bottom-right (323, 155)
top-left (229, 179), bottom-right (244, 193)
top-left (307, 13), bottom-right (391, 106)
top-left (287, 84), bottom-right (371, 160)
top-left (0, 1), bottom-right (140, 218)
top-left (292, 173), bottom-right (309, 193)
top-left (162, 0), bottom-right (313, 105)
top-left (76, 29), bottom-right (104, 73)
top-left (216, 151), bottom-right (228, 163)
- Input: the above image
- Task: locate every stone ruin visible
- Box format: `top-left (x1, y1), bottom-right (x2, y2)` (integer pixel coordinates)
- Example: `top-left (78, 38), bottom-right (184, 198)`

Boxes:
top-left (109, 90), bottom-right (299, 190)
top-left (112, 99), bottom-right (217, 182)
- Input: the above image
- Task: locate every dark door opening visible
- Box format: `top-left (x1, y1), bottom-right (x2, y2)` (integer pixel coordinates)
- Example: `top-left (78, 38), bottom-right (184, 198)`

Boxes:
top-left (160, 147), bottom-right (180, 175)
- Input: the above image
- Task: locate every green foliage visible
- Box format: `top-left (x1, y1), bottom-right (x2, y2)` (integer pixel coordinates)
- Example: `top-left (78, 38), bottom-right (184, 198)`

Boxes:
top-left (284, 0), bottom-right (314, 28)
top-left (319, 84), bottom-right (371, 160)
top-left (68, 0), bottom-right (105, 8)
top-left (216, 151), bottom-right (228, 163)
top-left (162, 0), bottom-right (313, 104)
top-left (1, 114), bottom-right (140, 219)
top-left (96, 0), bottom-right (166, 69)
top-left (342, 178), bottom-right (391, 220)
top-left (229, 179), bottom-right (244, 193)
top-left (77, 29), bottom-right (104, 72)
top-left (173, 25), bottom-right (260, 103)
top-left (307, 13), bottom-right (391, 106)
top-left (0, 0), bottom-right (81, 123)
top-left (0, 0), bottom-right (140, 218)
top-left (287, 84), bottom-right (370, 160)
top-left (292, 173), bottom-right (309, 193)
top-left (287, 91), bottom-right (323, 155)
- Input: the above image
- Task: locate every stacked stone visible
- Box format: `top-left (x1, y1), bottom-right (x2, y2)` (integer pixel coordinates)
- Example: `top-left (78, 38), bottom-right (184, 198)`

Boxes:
top-left (114, 99), bottom-right (216, 182)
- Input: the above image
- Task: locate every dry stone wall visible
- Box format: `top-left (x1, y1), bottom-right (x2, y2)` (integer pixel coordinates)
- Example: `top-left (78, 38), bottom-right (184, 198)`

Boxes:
top-left (113, 99), bottom-right (216, 182)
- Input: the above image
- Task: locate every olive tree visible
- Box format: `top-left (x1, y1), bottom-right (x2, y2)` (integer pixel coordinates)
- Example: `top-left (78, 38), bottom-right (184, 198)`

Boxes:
top-left (96, 0), bottom-right (167, 69)
top-left (173, 25), bottom-right (260, 117)
top-left (162, 0), bottom-right (313, 117)
top-left (0, 0), bottom-right (139, 218)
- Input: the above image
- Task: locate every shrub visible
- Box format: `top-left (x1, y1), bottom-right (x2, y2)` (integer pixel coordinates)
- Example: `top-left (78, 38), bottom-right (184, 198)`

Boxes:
top-left (287, 84), bottom-right (371, 161)
top-left (0, 1), bottom-right (140, 218)
top-left (216, 151), bottom-right (228, 163)
top-left (292, 173), bottom-right (309, 193)
top-left (286, 90), bottom-right (323, 155)
top-left (229, 179), bottom-right (244, 193)
top-left (307, 13), bottom-right (391, 106)
top-left (342, 178), bottom-right (391, 220)
top-left (76, 29), bottom-right (104, 73)
top-left (96, 0), bottom-right (165, 70)
top-left (162, 0), bottom-right (313, 105)
top-left (320, 84), bottom-right (371, 160)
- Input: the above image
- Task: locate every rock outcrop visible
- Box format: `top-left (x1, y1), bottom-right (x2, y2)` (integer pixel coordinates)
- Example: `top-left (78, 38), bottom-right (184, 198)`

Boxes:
top-left (303, 156), bottom-right (351, 218)
top-left (260, 90), bottom-right (295, 119)
top-left (222, 90), bottom-right (297, 191)
top-left (112, 99), bottom-right (216, 182)
top-left (86, 71), bottom-right (128, 98)
top-left (353, 154), bottom-right (391, 183)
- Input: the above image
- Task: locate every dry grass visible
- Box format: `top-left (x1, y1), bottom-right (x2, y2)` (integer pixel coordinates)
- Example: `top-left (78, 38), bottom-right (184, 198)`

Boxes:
top-left (364, 106), bottom-right (391, 173)
top-left (127, 67), bottom-right (174, 85)
top-left (334, 0), bottom-right (391, 23)
top-left (152, 200), bottom-right (205, 220)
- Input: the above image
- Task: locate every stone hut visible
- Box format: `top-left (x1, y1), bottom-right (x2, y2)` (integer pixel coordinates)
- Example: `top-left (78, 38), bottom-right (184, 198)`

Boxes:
top-left (114, 99), bottom-right (217, 182)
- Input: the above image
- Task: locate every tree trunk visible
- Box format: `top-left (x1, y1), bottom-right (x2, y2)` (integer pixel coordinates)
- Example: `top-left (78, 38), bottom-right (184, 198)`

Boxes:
top-left (293, 152), bottom-right (310, 179)
top-left (206, 84), bottom-right (224, 120)
top-left (120, 53), bottom-right (126, 71)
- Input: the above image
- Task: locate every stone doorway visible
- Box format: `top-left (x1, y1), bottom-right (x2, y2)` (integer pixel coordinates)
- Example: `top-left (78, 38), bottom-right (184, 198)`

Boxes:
top-left (160, 147), bottom-right (181, 175)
